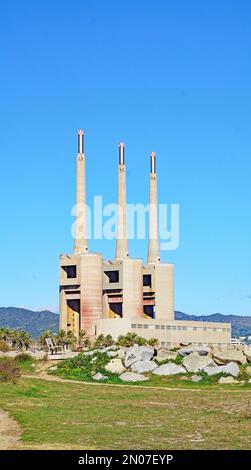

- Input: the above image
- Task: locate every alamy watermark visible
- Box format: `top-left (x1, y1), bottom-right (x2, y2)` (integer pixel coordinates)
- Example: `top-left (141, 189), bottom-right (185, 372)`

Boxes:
top-left (71, 196), bottom-right (180, 251)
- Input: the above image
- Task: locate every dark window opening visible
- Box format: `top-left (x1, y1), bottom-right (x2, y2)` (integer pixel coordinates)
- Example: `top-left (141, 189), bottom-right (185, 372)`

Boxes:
top-left (109, 302), bottom-right (122, 317)
top-left (67, 299), bottom-right (80, 314)
top-left (104, 270), bottom-right (119, 283)
top-left (143, 305), bottom-right (155, 319)
top-left (62, 265), bottom-right (77, 278)
top-left (143, 274), bottom-right (152, 287)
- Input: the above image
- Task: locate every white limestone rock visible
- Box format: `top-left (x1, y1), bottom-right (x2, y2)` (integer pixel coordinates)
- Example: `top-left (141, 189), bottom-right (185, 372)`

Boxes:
top-left (191, 374), bottom-right (202, 383)
top-left (153, 363), bottom-right (186, 376)
top-left (224, 362), bottom-right (240, 377)
top-left (107, 351), bottom-right (119, 358)
top-left (204, 361), bottom-right (240, 377)
top-left (244, 346), bottom-right (251, 362)
top-left (83, 350), bottom-right (98, 356)
top-left (218, 376), bottom-right (238, 384)
top-left (183, 352), bottom-right (215, 373)
top-left (156, 348), bottom-right (178, 361)
top-left (131, 360), bottom-right (158, 373)
top-left (245, 366), bottom-right (251, 375)
top-left (93, 373), bottom-right (107, 381)
top-left (105, 359), bottom-right (126, 374)
top-left (124, 345), bottom-right (154, 368)
top-left (178, 346), bottom-right (211, 357)
top-left (116, 347), bottom-right (127, 359)
top-left (213, 349), bottom-right (246, 365)
top-left (119, 372), bottom-right (149, 382)
top-left (203, 364), bottom-right (225, 376)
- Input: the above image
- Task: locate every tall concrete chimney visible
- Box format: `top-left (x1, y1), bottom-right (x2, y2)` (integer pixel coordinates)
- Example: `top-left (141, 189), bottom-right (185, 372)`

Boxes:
top-left (147, 151), bottom-right (160, 263)
top-left (74, 130), bottom-right (88, 254)
top-left (115, 142), bottom-right (129, 259)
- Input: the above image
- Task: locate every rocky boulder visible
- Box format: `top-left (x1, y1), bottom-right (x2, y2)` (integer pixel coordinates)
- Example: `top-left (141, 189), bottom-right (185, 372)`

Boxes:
top-left (191, 374), bottom-right (202, 383)
top-left (124, 345), bottom-right (154, 368)
top-left (93, 373), bottom-right (108, 381)
top-left (131, 360), bottom-right (158, 373)
top-left (83, 350), bottom-right (98, 356)
top-left (244, 346), bottom-right (251, 362)
top-left (119, 372), bottom-right (149, 382)
top-left (153, 363), bottom-right (186, 376)
top-left (178, 346), bottom-right (211, 357)
top-left (213, 349), bottom-right (246, 365)
top-left (218, 376), bottom-right (238, 384)
top-left (245, 366), bottom-right (251, 375)
top-left (105, 359), bottom-right (126, 374)
top-left (156, 348), bottom-right (178, 361)
top-left (224, 362), bottom-right (240, 377)
top-left (107, 351), bottom-right (119, 358)
top-left (183, 352), bottom-right (215, 373)
top-left (204, 361), bottom-right (240, 377)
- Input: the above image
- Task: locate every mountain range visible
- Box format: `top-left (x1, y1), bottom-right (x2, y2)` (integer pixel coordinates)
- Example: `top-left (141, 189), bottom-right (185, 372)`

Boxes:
top-left (0, 307), bottom-right (250, 338)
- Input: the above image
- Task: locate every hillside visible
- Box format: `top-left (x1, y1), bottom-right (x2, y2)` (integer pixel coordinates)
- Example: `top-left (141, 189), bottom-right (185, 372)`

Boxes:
top-left (0, 307), bottom-right (250, 338)
top-left (175, 311), bottom-right (251, 337)
top-left (0, 307), bottom-right (59, 338)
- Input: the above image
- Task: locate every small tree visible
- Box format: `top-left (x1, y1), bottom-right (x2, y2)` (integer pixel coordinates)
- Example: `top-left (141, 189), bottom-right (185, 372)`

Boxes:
top-left (78, 330), bottom-right (91, 349)
top-left (39, 330), bottom-right (54, 347)
top-left (147, 338), bottom-right (159, 347)
top-left (56, 330), bottom-right (78, 351)
top-left (94, 334), bottom-right (115, 349)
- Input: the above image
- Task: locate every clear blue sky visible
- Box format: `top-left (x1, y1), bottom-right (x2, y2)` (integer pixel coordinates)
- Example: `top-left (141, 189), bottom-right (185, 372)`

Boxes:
top-left (0, 0), bottom-right (250, 315)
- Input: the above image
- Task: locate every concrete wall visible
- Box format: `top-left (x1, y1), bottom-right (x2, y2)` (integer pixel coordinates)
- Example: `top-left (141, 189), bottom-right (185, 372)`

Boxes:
top-left (122, 259), bottom-right (145, 319)
top-left (155, 263), bottom-right (174, 321)
top-left (80, 253), bottom-right (103, 338)
top-left (96, 317), bottom-right (231, 346)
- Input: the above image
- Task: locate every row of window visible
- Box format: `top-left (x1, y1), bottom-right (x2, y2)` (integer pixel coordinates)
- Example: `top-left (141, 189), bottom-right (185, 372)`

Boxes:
top-left (132, 324), bottom-right (230, 333)
top-left (63, 266), bottom-right (153, 287)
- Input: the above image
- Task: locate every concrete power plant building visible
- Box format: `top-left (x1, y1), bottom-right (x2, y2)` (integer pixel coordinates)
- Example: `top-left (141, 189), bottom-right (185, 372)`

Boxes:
top-left (59, 131), bottom-right (231, 347)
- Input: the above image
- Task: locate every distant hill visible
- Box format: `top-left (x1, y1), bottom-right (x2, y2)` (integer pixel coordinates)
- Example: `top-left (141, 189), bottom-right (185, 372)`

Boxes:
top-left (175, 311), bottom-right (251, 337)
top-left (0, 307), bottom-right (59, 338)
top-left (0, 307), bottom-right (250, 338)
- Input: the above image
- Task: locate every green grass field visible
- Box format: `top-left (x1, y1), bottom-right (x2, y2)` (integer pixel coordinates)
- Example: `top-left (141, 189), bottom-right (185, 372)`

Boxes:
top-left (0, 377), bottom-right (250, 450)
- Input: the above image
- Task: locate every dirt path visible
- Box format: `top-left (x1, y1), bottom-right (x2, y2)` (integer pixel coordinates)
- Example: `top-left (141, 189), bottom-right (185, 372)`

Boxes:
top-left (0, 409), bottom-right (20, 450)
top-left (23, 372), bottom-right (251, 393)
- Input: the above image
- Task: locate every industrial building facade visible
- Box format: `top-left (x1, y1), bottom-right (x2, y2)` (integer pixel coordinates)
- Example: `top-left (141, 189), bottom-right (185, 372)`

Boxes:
top-left (59, 131), bottom-right (231, 347)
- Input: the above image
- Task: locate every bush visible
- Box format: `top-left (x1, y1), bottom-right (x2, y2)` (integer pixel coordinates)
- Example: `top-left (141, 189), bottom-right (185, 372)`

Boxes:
top-left (147, 338), bottom-right (159, 347)
top-left (15, 353), bottom-right (33, 362)
top-left (0, 357), bottom-right (21, 383)
top-left (54, 351), bottom-right (111, 381)
top-left (116, 332), bottom-right (156, 347)
top-left (94, 334), bottom-right (115, 348)
top-left (0, 340), bottom-right (11, 352)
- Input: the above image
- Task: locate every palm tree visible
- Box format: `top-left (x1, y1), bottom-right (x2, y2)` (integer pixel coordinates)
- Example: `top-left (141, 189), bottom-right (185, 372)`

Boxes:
top-left (56, 329), bottom-right (77, 351)
top-left (39, 330), bottom-right (53, 348)
top-left (18, 330), bottom-right (31, 350)
top-left (147, 337), bottom-right (159, 347)
top-left (78, 330), bottom-right (90, 349)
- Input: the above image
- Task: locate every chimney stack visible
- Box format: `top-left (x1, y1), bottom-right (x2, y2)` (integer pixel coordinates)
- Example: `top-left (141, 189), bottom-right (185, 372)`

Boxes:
top-left (147, 151), bottom-right (160, 263)
top-left (74, 130), bottom-right (88, 254)
top-left (115, 142), bottom-right (129, 259)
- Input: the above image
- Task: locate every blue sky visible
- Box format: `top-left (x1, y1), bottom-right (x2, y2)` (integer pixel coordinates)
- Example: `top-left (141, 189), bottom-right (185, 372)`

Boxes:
top-left (0, 0), bottom-right (250, 315)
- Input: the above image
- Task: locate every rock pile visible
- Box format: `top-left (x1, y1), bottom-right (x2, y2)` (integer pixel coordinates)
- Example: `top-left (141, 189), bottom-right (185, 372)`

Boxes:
top-left (91, 343), bottom-right (251, 384)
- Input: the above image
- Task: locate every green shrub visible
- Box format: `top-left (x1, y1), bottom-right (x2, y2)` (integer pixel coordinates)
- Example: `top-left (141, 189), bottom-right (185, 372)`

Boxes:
top-left (15, 353), bottom-right (33, 362)
top-left (54, 351), bottom-right (112, 381)
top-left (0, 340), bottom-right (11, 352)
top-left (94, 334), bottom-right (115, 348)
top-left (0, 357), bottom-right (21, 383)
top-left (147, 338), bottom-right (159, 347)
